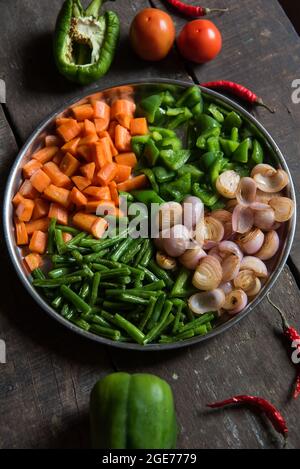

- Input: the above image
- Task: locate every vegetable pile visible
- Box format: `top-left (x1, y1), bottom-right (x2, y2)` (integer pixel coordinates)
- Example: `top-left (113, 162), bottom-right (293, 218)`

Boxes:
top-left (12, 85), bottom-right (294, 345)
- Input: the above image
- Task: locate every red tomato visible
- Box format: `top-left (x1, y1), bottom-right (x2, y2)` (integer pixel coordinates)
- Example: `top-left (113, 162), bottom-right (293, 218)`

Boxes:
top-left (177, 20), bottom-right (222, 64)
top-left (130, 8), bottom-right (176, 61)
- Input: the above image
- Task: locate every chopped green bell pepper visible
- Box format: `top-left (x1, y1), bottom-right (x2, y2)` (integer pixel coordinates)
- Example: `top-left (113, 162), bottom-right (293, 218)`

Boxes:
top-left (201, 151), bottom-right (223, 170)
top-left (137, 94), bottom-right (162, 123)
top-left (196, 113), bottom-right (221, 133)
top-left (160, 173), bottom-right (192, 202)
top-left (230, 127), bottom-right (239, 142)
top-left (160, 137), bottom-right (182, 152)
top-left (131, 135), bottom-right (150, 157)
top-left (207, 104), bottom-right (224, 123)
top-left (160, 149), bottom-right (191, 171)
top-left (223, 111), bottom-right (243, 131)
top-left (192, 183), bottom-right (219, 207)
top-left (141, 168), bottom-right (159, 193)
top-left (251, 139), bottom-right (264, 165)
top-left (219, 137), bottom-right (240, 157)
top-left (206, 136), bottom-right (220, 152)
top-left (196, 127), bottom-right (221, 149)
top-left (168, 107), bottom-right (193, 130)
top-left (177, 164), bottom-right (204, 182)
top-left (232, 138), bottom-right (252, 163)
top-left (176, 85), bottom-right (202, 108)
top-left (143, 138), bottom-right (160, 166)
top-left (131, 190), bottom-right (164, 205)
top-left (153, 166), bottom-right (176, 183)
top-left (149, 127), bottom-right (176, 138)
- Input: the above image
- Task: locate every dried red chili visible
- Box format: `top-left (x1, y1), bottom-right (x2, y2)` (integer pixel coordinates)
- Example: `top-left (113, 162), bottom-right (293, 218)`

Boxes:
top-left (164, 0), bottom-right (228, 17)
top-left (200, 80), bottom-right (275, 113)
top-left (207, 395), bottom-right (288, 442)
top-left (267, 293), bottom-right (300, 399)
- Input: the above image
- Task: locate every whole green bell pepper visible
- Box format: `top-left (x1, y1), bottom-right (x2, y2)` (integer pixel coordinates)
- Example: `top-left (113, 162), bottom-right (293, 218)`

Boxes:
top-left (54, 0), bottom-right (120, 85)
top-left (90, 372), bottom-right (178, 449)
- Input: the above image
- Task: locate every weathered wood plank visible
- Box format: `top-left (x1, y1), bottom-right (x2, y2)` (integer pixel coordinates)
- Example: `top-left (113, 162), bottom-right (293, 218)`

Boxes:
top-left (152, 0), bottom-right (300, 272)
top-left (111, 266), bottom-right (300, 449)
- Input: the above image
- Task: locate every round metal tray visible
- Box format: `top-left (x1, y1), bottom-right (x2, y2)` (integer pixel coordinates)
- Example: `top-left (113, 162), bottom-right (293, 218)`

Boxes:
top-left (3, 79), bottom-right (297, 350)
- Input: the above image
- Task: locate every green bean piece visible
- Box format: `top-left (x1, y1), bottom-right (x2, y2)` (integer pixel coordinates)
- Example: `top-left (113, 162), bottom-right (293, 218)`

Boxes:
top-left (111, 293), bottom-right (149, 305)
top-left (139, 296), bottom-right (157, 331)
top-left (71, 249), bottom-right (83, 263)
top-left (147, 293), bottom-right (166, 330)
top-left (90, 324), bottom-right (121, 341)
top-left (48, 267), bottom-right (71, 279)
top-left (47, 218), bottom-right (57, 254)
top-left (56, 225), bottom-right (80, 235)
top-left (54, 229), bottom-right (66, 254)
top-left (144, 300), bottom-right (173, 344)
top-left (170, 267), bottom-right (190, 297)
top-left (60, 285), bottom-right (92, 314)
top-left (90, 263), bottom-right (110, 272)
top-left (121, 238), bottom-right (144, 264)
top-left (102, 301), bottom-right (132, 311)
top-left (71, 318), bottom-right (90, 331)
top-left (113, 314), bottom-right (145, 345)
top-left (137, 265), bottom-right (159, 283)
top-left (110, 237), bottom-right (134, 262)
top-left (52, 295), bottom-right (63, 309)
top-left (105, 289), bottom-right (161, 299)
top-left (51, 254), bottom-right (76, 265)
top-left (79, 281), bottom-right (90, 300)
top-left (139, 243), bottom-right (154, 267)
top-left (134, 271), bottom-right (144, 288)
top-left (65, 231), bottom-right (87, 248)
top-left (178, 313), bottom-right (215, 333)
top-left (83, 250), bottom-right (110, 263)
top-left (90, 272), bottom-right (101, 306)
top-left (61, 303), bottom-right (71, 318)
top-left (31, 268), bottom-right (46, 280)
top-left (148, 260), bottom-right (174, 288)
top-left (101, 282), bottom-right (127, 289)
top-left (194, 325), bottom-right (208, 336)
top-left (143, 280), bottom-right (165, 291)
top-left (94, 268), bottom-right (131, 280)
top-left (174, 329), bottom-right (195, 341)
top-left (134, 239), bottom-right (149, 267)
top-left (33, 276), bottom-right (82, 288)
top-left (172, 303), bottom-right (183, 334)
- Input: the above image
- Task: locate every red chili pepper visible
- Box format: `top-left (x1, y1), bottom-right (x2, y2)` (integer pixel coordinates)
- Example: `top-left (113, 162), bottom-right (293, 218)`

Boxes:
top-left (207, 395), bottom-right (288, 443)
top-left (267, 293), bottom-right (300, 399)
top-left (164, 0), bottom-right (228, 17)
top-left (200, 80), bottom-right (275, 113)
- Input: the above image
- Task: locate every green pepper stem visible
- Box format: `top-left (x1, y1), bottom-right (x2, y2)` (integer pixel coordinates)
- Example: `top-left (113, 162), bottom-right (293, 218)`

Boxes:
top-left (85, 0), bottom-right (105, 17)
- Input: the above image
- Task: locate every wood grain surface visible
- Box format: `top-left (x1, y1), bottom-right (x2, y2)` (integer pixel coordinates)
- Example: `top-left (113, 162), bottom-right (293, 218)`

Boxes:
top-left (1, 0), bottom-right (300, 449)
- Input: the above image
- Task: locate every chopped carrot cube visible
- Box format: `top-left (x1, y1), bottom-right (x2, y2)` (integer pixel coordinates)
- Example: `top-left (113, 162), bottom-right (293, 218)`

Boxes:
top-left (43, 161), bottom-right (71, 188)
top-left (29, 230), bottom-right (48, 254)
top-left (48, 203), bottom-right (69, 225)
top-left (109, 181), bottom-right (119, 206)
top-left (88, 200), bottom-right (117, 216)
top-left (130, 117), bottom-right (148, 136)
top-left (56, 117), bottom-right (74, 127)
top-left (108, 120), bottom-right (118, 140)
top-left (115, 125), bottom-right (131, 152)
top-left (23, 159), bottom-right (42, 179)
top-left (98, 131), bottom-right (118, 157)
top-left (12, 192), bottom-right (25, 206)
top-left (57, 119), bottom-right (81, 142)
top-left (32, 146), bottom-right (59, 163)
top-left (70, 187), bottom-right (88, 207)
top-left (61, 137), bottom-right (81, 155)
top-left (19, 180), bottom-right (39, 199)
top-left (83, 186), bottom-right (111, 200)
top-left (116, 114), bottom-right (131, 129)
top-left (32, 198), bottom-right (50, 220)
top-left (96, 162), bottom-right (117, 186)
top-left (25, 253), bottom-right (43, 272)
top-left (62, 232), bottom-right (73, 243)
top-left (59, 152), bottom-right (80, 177)
top-left (84, 119), bottom-right (97, 136)
top-left (80, 162), bottom-right (95, 180)
top-left (111, 99), bottom-right (136, 119)
top-left (117, 174), bottom-right (148, 192)
top-left (45, 135), bottom-right (61, 147)
top-left (79, 134), bottom-right (98, 146)
top-left (91, 217), bottom-right (108, 239)
top-left (115, 152), bottom-right (137, 168)
top-left (72, 176), bottom-right (91, 192)
top-left (73, 212), bottom-right (107, 239)
top-left (43, 184), bottom-right (70, 208)
top-left (25, 217), bottom-right (49, 235)
top-left (16, 199), bottom-right (35, 222)
top-left (114, 164), bottom-right (131, 183)
top-left (72, 104), bottom-right (94, 121)
top-left (93, 101), bottom-right (110, 120)
top-left (52, 151), bottom-right (64, 166)
top-left (15, 218), bottom-right (29, 245)
top-left (77, 145), bottom-right (91, 161)
top-left (30, 169), bottom-right (51, 192)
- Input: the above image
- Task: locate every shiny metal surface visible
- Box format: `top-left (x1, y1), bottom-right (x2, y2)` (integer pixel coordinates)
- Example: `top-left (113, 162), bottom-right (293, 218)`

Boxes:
top-left (3, 79), bottom-right (297, 350)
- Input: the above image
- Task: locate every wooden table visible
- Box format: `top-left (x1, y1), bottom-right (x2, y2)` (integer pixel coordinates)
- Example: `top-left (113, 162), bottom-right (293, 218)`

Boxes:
top-left (1, 0), bottom-right (300, 449)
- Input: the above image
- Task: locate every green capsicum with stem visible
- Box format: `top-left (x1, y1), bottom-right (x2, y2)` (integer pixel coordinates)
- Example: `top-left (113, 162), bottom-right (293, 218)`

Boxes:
top-left (54, 0), bottom-right (120, 85)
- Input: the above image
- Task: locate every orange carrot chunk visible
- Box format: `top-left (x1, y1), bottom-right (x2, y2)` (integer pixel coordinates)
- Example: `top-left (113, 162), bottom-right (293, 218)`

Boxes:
top-left (111, 99), bottom-right (136, 119)
top-left (43, 185), bottom-right (70, 208)
top-left (23, 159), bottom-right (42, 179)
top-left (97, 131), bottom-right (118, 157)
top-left (25, 253), bottom-right (43, 272)
top-left (96, 162), bottom-right (117, 186)
top-left (93, 141), bottom-right (108, 169)
top-left (108, 120), bottom-right (118, 140)
top-left (15, 218), bottom-right (29, 245)
top-left (72, 104), bottom-right (94, 121)
top-left (83, 186), bottom-right (111, 200)
top-left (43, 161), bottom-right (72, 188)
top-left (115, 152), bottom-right (137, 168)
top-left (62, 232), bottom-right (73, 243)
top-left (52, 151), bottom-right (64, 166)
top-left (29, 230), bottom-right (48, 254)
top-left (116, 114), bottom-right (131, 129)
top-left (32, 146), bottom-right (59, 163)
top-left (56, 117), bottom-right (74, 127)
top-left (77, 145), bottom-right (91, 161)
top-left (61, 137), bottom-right (81, 155)
top-left (72, 175), bottom-right (91, 192)
top-left (80, 162), bottom-right (95, 180)
top-left (12, 192), bottom-right (25, 206)
top-left (59, 152), bottom-right (80, 177)
top-left (130, 117), bottom-right (148, 136)
top-left (48, 203), bottom-right (69, 225)
top-left (114, 164), bottom-right (132, 183)
top-left (70, 187), bottom-right (88, 207)
top-left (117, 174), bottom-right (148, 192)
top-left (93, 101), bottom-right (110, 121)
top-left (32, 198), bottom-right (50, 220)
top-left (73, 212), bottom-right (107, 239)
top-left (57, 119), bottom-right (81, 142)
top-left (45, 135), bottom-right (61, 147)
top-left (78, 134), bottom-right (99, 147)
top-left (115, 125), bottom-right (131, 152)
top-left (30, 169), bottom-right (51, 193)
top-left (19, 180), bottom-right (39, 199)
top-left (109, 181), bottom-right (119, 206)
top-left (25, 217), bottom-right (49, 235)
top-left (16, 199), bottom-right (35, 222)
top-left (84, 119), bottom-right (97, 136)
